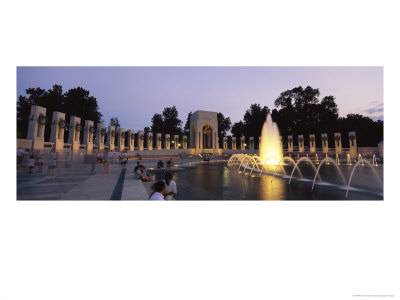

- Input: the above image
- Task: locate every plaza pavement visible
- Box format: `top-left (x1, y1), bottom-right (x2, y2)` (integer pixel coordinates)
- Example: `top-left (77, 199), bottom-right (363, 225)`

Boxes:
top-left (17, 156), bottom-right (213, 200)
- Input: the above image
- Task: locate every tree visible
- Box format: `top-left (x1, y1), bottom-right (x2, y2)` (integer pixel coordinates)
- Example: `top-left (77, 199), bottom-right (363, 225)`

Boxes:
top-left (242, 104), bottom-right (270, 138)
top-left (162, 106), bottom-right (182, 135)
top-left (231, 121), bottom-right (244, 137)
top-left (109, 117), bottom-right (120, 128)
top-left (183, 112), bottom-right (192, 135)
top-left (217, 112), bottom-right (232, 137)
top-left (151, 113), bottom-right (164, 134)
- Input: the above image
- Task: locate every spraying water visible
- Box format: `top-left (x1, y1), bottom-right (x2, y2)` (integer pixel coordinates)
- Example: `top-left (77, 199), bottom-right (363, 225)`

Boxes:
top-left (259, 114), bottom-right (283, 165)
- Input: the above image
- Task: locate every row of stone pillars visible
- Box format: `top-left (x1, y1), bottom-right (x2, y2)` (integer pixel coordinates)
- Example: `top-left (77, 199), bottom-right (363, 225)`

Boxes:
top-left (286, 132), bottom-right (357, 157)
top-left (26, 105), bottom-right (188, 153)
top-left (220, 132), bottom-right (358, 158)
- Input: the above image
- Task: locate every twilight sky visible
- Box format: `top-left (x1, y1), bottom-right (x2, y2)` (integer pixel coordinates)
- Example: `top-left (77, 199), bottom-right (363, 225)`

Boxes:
top-left (17, 67), bottom-right (383, 132)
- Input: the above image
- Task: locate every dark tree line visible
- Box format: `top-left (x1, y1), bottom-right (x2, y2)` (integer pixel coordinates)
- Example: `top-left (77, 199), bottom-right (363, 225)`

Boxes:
top-left (231, 86), bottom-right (383, 147)
top-left (17, 84), bottom-right (103, 143)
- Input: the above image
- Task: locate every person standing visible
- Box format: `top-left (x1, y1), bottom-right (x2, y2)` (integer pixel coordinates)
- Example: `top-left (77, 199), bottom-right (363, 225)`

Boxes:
top-left (27, 155), bottom-right (35, 173)
top-left (46, 149), bottom-right (57, 178)
top-left (103, 149), bottom-right (110, 174)
top-left (120, 150), bottom-right (128, 169)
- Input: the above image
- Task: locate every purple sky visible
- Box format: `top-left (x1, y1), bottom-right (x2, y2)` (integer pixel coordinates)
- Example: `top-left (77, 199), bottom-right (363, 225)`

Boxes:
top-left (17, 67), bottom-right (383, 132)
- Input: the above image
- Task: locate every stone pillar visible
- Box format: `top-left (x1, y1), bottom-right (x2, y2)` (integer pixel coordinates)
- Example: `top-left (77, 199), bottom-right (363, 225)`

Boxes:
top-left (50, 111), bottom-right (65, 153)
top-left (138, 130), bottom-right (144, 151)
top-left (321, 133), bottom-right (328, 154)
top-left (232, 137), bottom-right (237, 150)
top-left (156, 133), bottom-right (162, 150)
top-left (223, 136), bottom-right (228, 150)
top-left (174, 135), bottom-right (179, 149)
top-left (249, 137), bottom-right (254, 150)
top-left (214, 132), bottom-right (218, 150)
top-left (107, 125), bottom-right (115, 151)
top-left (27, 105), bottom-right (47, 151)
top-left (182, 135), bottom-right (188, 149)
top-left (165, 134), bottom-right (171, 150)
top-left (96, 123), bottom-right (106, 152)
top-left (117, 128), bottom-right (125, 151)
top-left (298, 135), bottom-right (304, 153)
top-left (127, 129), bottom-right (135, 151)
top-left (83, 120), bottom-right (95, 153)
top-left (147, 132), bottom-right (153, 150)
top-left (68, 116), bottom-right (82, 152)
top-left (309, 134), bottom-right (316, 153)
top-left (349, 131), bottom-right (357, 158)
top-left (334, 132), bottom-right (343, 155)
top-left (287, 135), bottom-right (293, 152)
top-left (240, 136), bottom-right (245, 150)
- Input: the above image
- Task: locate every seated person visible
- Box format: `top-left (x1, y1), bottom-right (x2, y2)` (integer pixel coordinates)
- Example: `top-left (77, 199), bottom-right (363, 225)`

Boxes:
top-left (149, 181), bottom-right (166, 200)
top-left (137, 165), bottom-right (153, 182)
top-left (166, 159), bottom-right (173, 168)
top-left (134, 161), bottom-right (141, 176)
top-left (163, 172), bottom-right (177, 200)
top-left (157, 160), bottom-right (164, 169)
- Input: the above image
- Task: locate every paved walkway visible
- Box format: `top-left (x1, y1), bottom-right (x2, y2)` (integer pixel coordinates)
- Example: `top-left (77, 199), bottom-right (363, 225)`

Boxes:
top-left (17, 157), bottom-right (214, 200)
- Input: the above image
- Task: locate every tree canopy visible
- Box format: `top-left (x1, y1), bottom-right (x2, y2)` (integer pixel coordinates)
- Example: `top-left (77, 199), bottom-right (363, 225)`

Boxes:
top-left (233, 86), bottom-right (383, 147)
top-left (150, 106), bottom-right (182, 135)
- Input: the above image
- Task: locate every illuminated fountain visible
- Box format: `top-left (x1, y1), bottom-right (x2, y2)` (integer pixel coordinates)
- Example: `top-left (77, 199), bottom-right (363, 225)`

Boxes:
top-left (225, 114), bottom-right (383, 199)
top-left (347, 153), bottom-right (352, 165)
top-left (259, 114), bottom-right (283, 165)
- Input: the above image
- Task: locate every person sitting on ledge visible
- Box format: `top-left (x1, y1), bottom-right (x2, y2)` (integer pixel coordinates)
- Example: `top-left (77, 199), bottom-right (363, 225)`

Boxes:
top-left (166, 159), bottom-right (173, 168)
top-left (157, 160), bottom-right (165, 169)
top-left (163, 172), bottom-right (177, 200)
top-left (149, 181), bottom-right (166, 200)
top-left (138, 165), bottom-right (153, 182)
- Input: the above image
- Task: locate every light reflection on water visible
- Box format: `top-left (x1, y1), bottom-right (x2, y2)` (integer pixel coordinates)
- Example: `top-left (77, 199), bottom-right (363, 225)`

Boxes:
top-left (160, 162), bottom-right (383, 200)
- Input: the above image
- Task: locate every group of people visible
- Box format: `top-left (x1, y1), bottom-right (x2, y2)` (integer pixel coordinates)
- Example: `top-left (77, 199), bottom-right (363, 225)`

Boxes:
top-left (157, 158), bottom-right (174, 169)
top-left (17, 148), bottom-right (58, 178)
top-left (134, 161), bottom-right (154, 181)
top-left (101, 149), bottom-right (128, 174)
top-left (149, 172), bottom-right (177, 200)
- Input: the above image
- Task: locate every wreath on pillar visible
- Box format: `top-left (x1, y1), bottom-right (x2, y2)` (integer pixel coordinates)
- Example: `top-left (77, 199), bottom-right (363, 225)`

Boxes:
top-left (111, 130), bottom-right (115, 137)
top-left (298, 137), bottom-right (304, 143)
top-left (120, 131), bottom-right (125, 137)
top-left (58, 119), bottom-right (66, 128)
top-left (75, 123), bottom-right (82, 132)
top-left (309, 136), bottom-right (315, 142)
top-left (166, 137), bottom-right (170, 142)
top-left (139, 135), bottom-right (144, 141)
top-left (38, 114), bottom-right (48, 125)
top-left (349, 135), bottom-right (356, 141)
top-left (183, 137), bottom-right (187, 142)
top-left (157, 136), bottom-right (162, 142)
top-left (321, 136), bottom-right (328, 142)
top-left (101, 128), bottom-right (107, 136)
top-left (89, 126), bottom-right (95, 134)
top-left (130, 133), bottom-right (135, 140)
top-left (288, 137), bottom-right (293, 143)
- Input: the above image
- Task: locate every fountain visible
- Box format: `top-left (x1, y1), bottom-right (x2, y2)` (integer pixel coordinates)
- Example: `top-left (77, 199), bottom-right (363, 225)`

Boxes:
top-left (225, 114), bottom-right (383, 200)
top-left (373, 154), bottom-right (378, 166)
top-left (259, 114), bottom-right (283, 165)
top-left (347, 153), bottom-right (352, 165)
